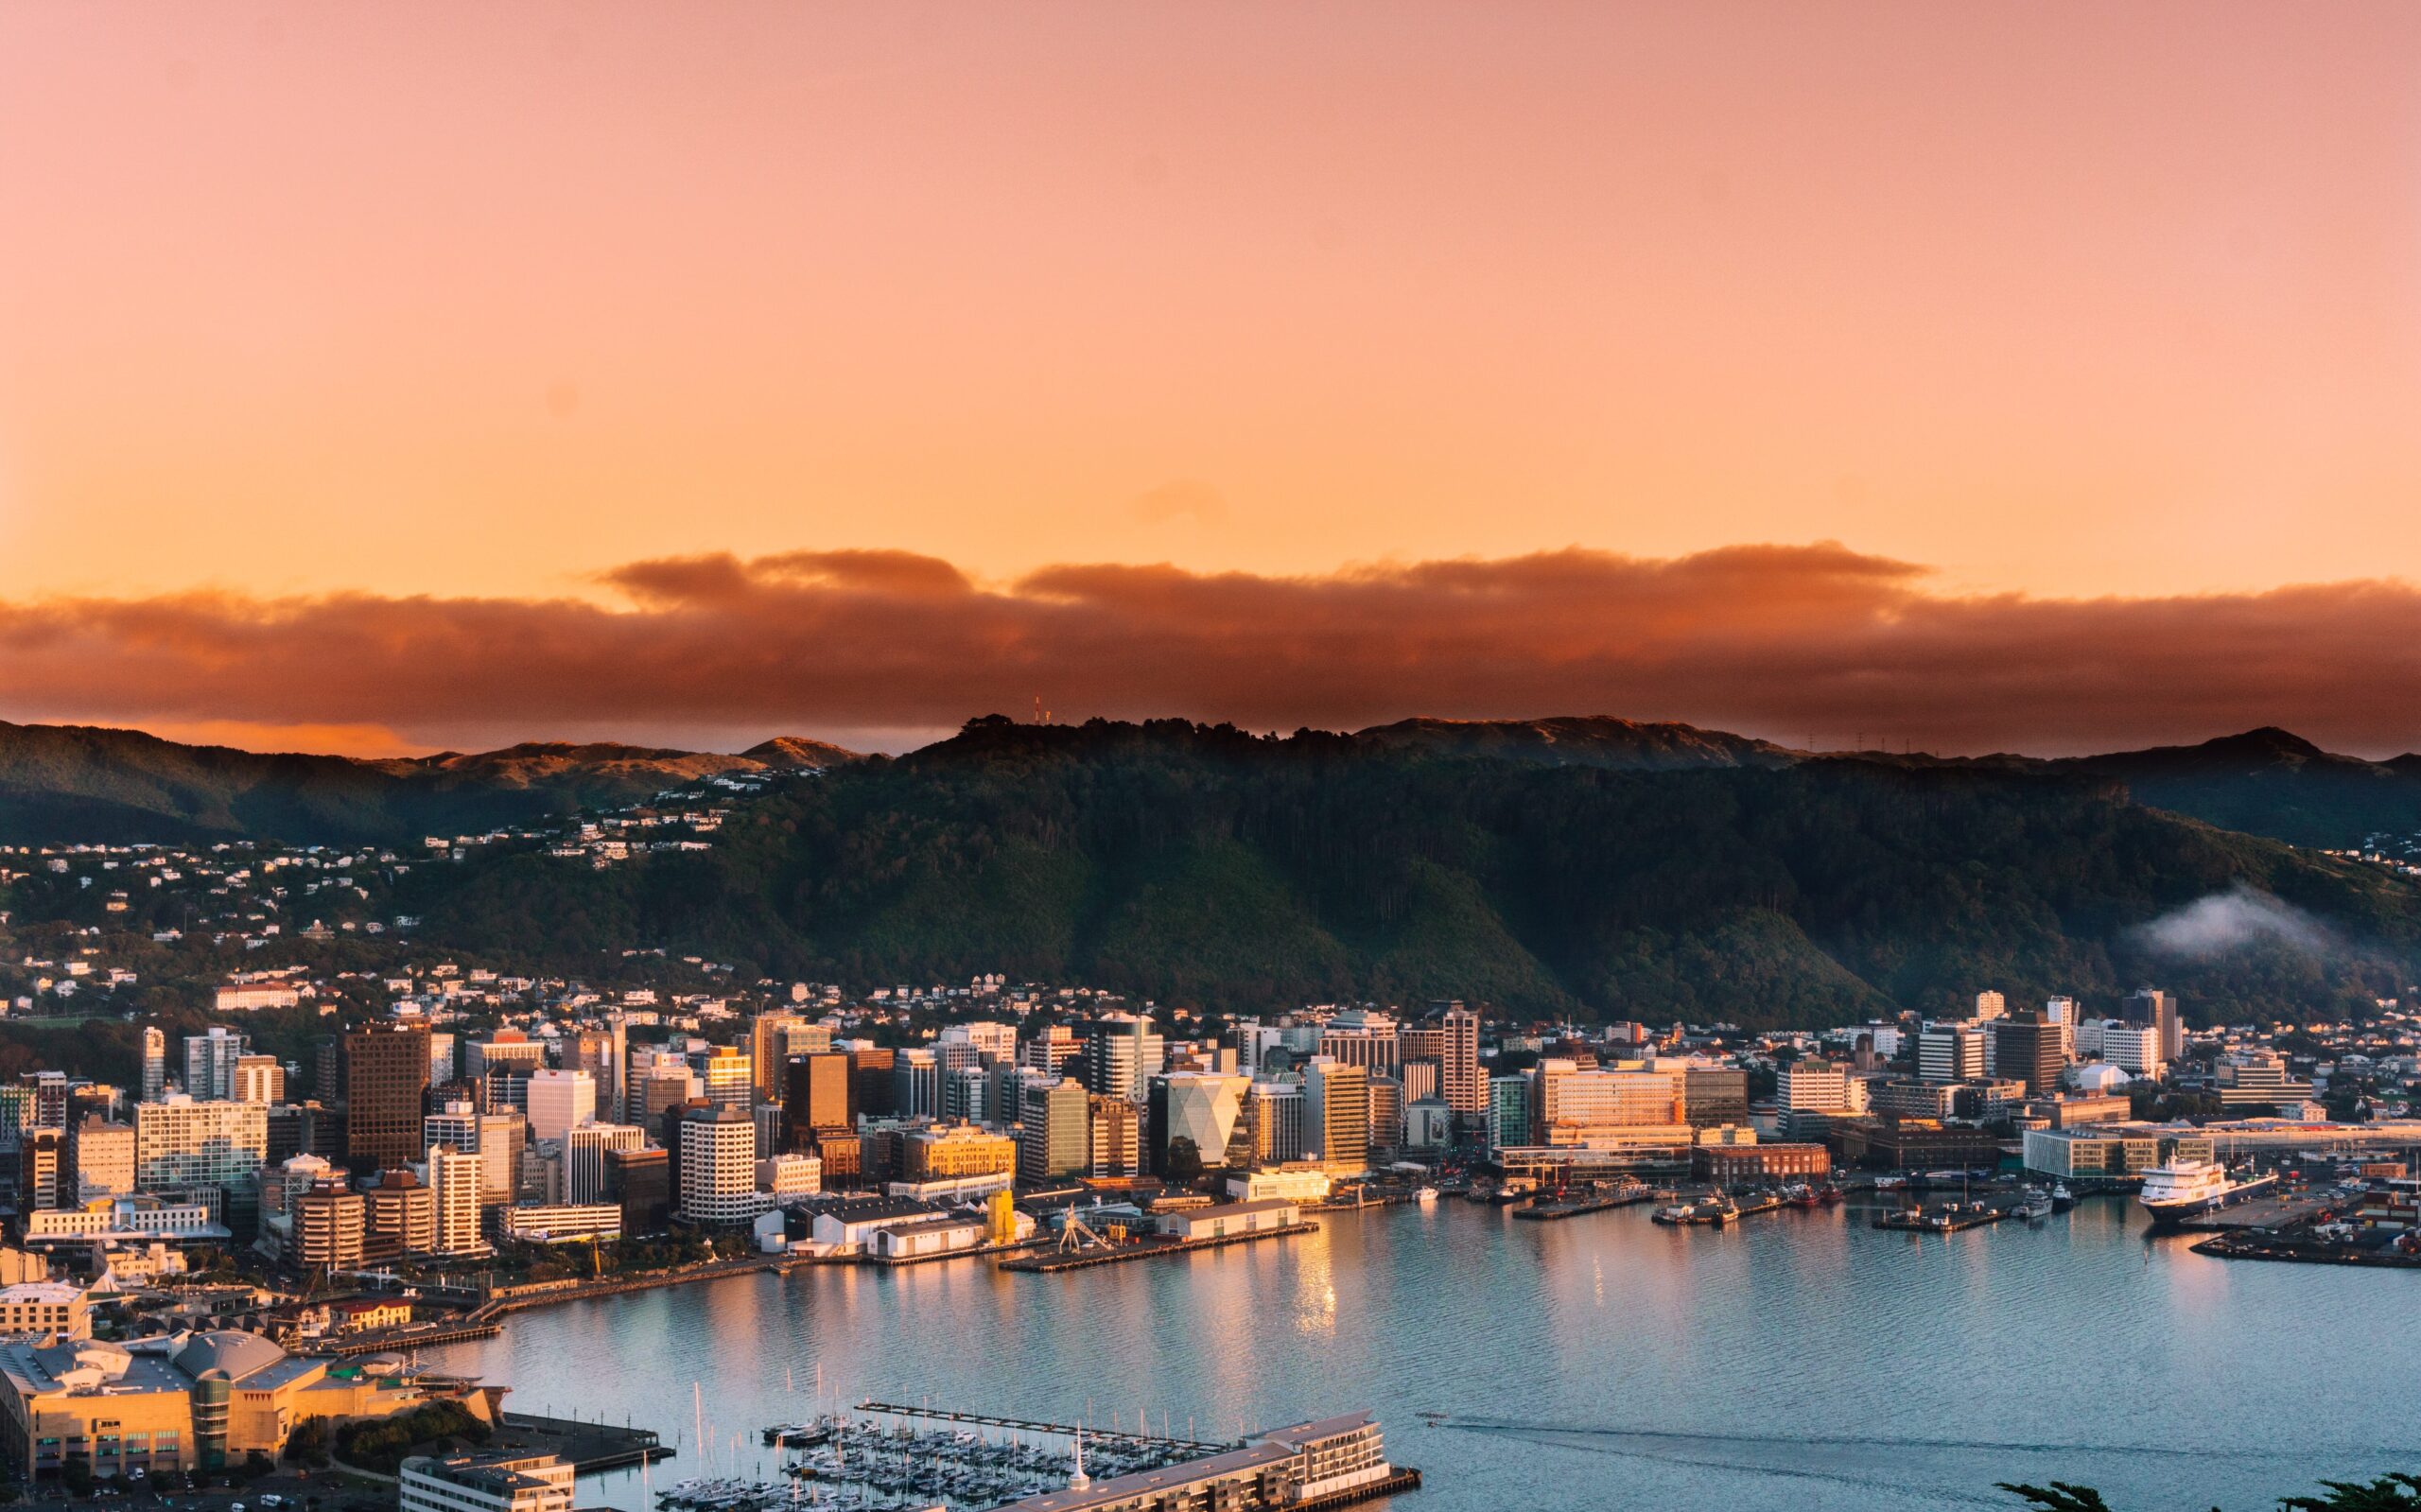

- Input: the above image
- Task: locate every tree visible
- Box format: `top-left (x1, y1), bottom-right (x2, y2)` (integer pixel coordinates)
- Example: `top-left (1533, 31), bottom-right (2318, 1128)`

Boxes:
top-left (1164, 1137), bottom-right (1205, 1187)
top-left (2281, 1475), bottom-right (2421, 1511)
top-left (1999, 1483), bottom-right (2114, 1512)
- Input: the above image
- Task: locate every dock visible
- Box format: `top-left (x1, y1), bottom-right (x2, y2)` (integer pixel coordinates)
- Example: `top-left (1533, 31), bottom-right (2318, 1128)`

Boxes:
top-left (490, 1411), bottom-right (671, 1473)
top-left (1000, 1221), bottom-right (1320, 1273)
top-left (1873, 1200), bottom-right (2023, 1232)
top-left (322, 1318), bottom-right (500, 1354)
top-left (853, 1401), bottom-right (1231, 1455)
top-left (1513, 1188), bottom-right (1654, 1221)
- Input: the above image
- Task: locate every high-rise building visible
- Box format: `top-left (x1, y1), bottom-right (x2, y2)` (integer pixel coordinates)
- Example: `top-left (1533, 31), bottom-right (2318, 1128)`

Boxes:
top-left (71, 1117), bottom-right (136, 1203)
top-left (569, 1031), bottom-right (619, 1121)
top-left (140, 1028), bottom-right (167, 1104)
top-left (939, 1020), bottom-right (1018, 1064)
top-left (1317, 1010), bottom-right (1402, 1079)
top-left (2125, 988), bottom-right (2183, 1064)
top-left (2100, 1022), bottom-right (2166, 1078)
top-left (346, 1023), bottom-right (433, 1172)
top-left (233, 1055), bottom-right (286, 1106)
top-left (1975, 990), bottom-right (2007, 1021)
top-left (468, 1032), bottom-right (547, 1082)
top-left (293, 1177), bottom-right (366, 1270)
top-left (427, 1143), bottom-right (488, 1256)
top-left (562, 1122), bottom-right (645, 1206)
top-left (1148, 1072), bottom-right (1248, 1174)
top-left (1019, 1025), bottom-right (1082, 1076)
top-left (1017, 1077), bottom-right (1089, 1183)
top-left (183, 1028), bottom-right (249, 1103)
top-left (1775, 1061), bottom-right (1867, 1138)
top-left (1917, 1024), bottom-right (1986, 1084)
top-left (1992, 1013), bottom-right (2068, 1097)
top-left (1304, 1058), bottom-right (1370, 1174)
top-left (1366, 1075), bottom-right (1404, 1156)
top-left (16, 1128), bottom-right (63, 1211)
top-left (677, 1104), bottom-right (766, 1225)
top-left (1440, 1004), bottom-right (1485, 1118)
top-left (1087, 1097), bottom-right (1141, 1178)
top-left (364, 1169), bottom-right (438, 1258)
top-left (135, 1095), bottom-right (269, 1224)
top-left (893, 1049), bottom-right (943, 1119)
top-left (694, 1047), bottom-right (754, 1111)
top-left (1083, 1014), bottom-right (1163, 1103)
top-left (849, 1048), bottom-right (897, 1120)
top-left (751, 1013), bottom-right (808, 1103)
top-left (605, 1144), bottom-right (671, 1238)
top-left (1247, 1081), bottom-right (1306, 1164)
top-left (781, 1052), bottom-right (853, 1152)
top-left (1488, 1075), bottom-right (1530, 1152)
top-left (1682, 1068), bottom-right (1749, 1129)
top-left (525, 1069), bottom-right (597, 1146)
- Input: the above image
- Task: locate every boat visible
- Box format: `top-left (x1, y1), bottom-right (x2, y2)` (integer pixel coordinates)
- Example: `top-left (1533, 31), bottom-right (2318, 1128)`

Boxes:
top-left (1414, 1187), bottom-right (1439, 1205)
top-left (2137, 1160), bottom-right (2279, 1228)
top-left (2013, 1188), bottom-right (2053, 1221)
top-left (2050, 1183), bottom-right (2074, 1213)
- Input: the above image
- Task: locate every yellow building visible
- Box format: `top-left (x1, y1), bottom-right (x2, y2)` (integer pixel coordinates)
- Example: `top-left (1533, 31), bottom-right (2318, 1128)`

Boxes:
top-left (0, 1284), bottom-right (90, 1341)
top-left (0, 1330), bottom-right (434, 1481)
top-left (902, 1124), bottom-right (1016, 1182)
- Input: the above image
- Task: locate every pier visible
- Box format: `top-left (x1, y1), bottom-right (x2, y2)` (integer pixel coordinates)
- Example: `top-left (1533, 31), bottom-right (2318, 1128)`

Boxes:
top-left (1513, 1186), bottom-right (1654, 1221)
top-left (850, 1401), bottom-right (1231, 1454)
top-left (1000, 1220), bottom-right (1320, 1273)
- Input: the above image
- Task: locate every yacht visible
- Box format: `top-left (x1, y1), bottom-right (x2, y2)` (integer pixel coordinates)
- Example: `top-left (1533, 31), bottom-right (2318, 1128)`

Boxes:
top-left (2138, 1160), bottom-right (2277, 1227)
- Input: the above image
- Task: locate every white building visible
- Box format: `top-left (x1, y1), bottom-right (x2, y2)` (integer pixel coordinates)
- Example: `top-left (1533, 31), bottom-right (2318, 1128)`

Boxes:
top-left (678, 1105), bottom-right (768, 1225)
top-left (525, 1069), bottom-right (596, 1146)
top-left (401, 1452), bottom-right (575, 1512)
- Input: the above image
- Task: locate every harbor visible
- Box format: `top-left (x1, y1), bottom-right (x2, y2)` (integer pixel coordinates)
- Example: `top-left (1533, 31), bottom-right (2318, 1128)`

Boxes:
top-left (1000, 1220), bottom-right (1321, 1273)
top-left (1511, 1179), bottom-right (1655, 1221)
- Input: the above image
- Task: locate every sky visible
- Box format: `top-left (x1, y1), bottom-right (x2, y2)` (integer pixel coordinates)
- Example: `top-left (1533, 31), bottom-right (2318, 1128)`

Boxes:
top-left (3, 3), bottom-right (2419, 756)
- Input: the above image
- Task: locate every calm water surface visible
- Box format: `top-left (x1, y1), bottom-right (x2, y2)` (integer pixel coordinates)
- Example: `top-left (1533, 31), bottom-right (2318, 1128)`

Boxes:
top-left (428, 1197), bottom-right (2419, 1512)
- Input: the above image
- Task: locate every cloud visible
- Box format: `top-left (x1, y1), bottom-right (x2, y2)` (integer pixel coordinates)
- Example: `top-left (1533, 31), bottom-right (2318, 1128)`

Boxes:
top-left (2, 543), bottom-right (2421, 755)
top-left (2130, 886), bottom-right (2334, 960)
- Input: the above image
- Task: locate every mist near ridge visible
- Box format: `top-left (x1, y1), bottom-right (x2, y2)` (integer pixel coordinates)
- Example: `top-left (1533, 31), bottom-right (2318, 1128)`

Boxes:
top-left (2131, 885), bottom-right (2334, 960)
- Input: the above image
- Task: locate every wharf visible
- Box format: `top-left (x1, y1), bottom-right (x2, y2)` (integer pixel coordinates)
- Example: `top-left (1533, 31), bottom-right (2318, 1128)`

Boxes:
top-left (322, 1318), bottom-right (500, 1354)
top-left (854, 1400), bottom-right (1232, 1454)
top-left (2169, 1192), bottom-right (2336, 1233)
top-left (1295, 1467), bottom-right (1422, 1511)
top-left (2192, 1232), bottom-right (2421, 1268)
top-left (1001, 1221), bottom-right (1320, 1274)
top-left (490, 1412), bottom-right (671, 1473)
top-left (1514, 1189), bottom-right (1653, 1221)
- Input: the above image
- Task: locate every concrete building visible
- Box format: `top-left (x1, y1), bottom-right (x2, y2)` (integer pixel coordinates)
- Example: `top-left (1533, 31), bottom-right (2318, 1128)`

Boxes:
top-left (1088, 1097), bottom-right (1141, 1179)
top-left (1303, 1059), bottom-right (1370, 1174)
top-left (678, 1104), bottom-right (767, 1225)
top-left (1018, 1078), bottom-right (1090, 1183)
top-left (1083, 1014), bottom-right (1164, 1103)
top-left (181, 1030), bottom-right (249, 1104)
top-left (69, 1119), bottom-right (134, 1204)
top-left (133, 1097), bottom-right (268, 1226)
top-left (524, 1070), bottom-right (596, 1147)
top-left (1918, 1024), bottom-right (1986, 1084)
top-left (401, 1451), bottom-right (575, 1512)
top-left (346, 1023), bottom-right (433, 1173)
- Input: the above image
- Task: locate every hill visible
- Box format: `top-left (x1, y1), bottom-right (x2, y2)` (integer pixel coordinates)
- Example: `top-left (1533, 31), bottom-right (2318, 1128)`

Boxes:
top-left (0, 721), bottom-right (859, 844)
top-left (404, 717), bottom-right (2421, 1027)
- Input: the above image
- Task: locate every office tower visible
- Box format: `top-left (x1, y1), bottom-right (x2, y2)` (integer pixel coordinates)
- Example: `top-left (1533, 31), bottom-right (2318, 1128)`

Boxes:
top-left (1992, 1012), bottom-right (2067, 1097)
top-left (468, 1032), bottom-right (548, 1081)
top-left (1682, 1068), bottom-right (1750, 1129)
top-left (940, 1020), bottom-right (1018, 1064)
top-left (1149, 1072), bottom-right (1248, 1175)
top-left (364, 1169), bottom-right (437, 1258)
top-left (944, 1066), bottom-right (989, 1125)
top-left (293, 1177), bottom-right (366, 1270)
top-left (183, 1028), bottom-right (249, 1103)
top-left (71, 1117), bottom-right (136, 1203)
top-left (1020, 1025), bottom-right (1082, 1075)
top-left (232, 1055), bottom-right (285, 1105)
top-left (1917, 1024), bottom-right (1985, 1084)
top-left (525, 1069), bottom-right (596, 1146)
top-left (1775, 1061), bottom-right (1865, 1138)
top-left (1083, 1014), bottom-right (1163, 1102)
top-left (315, 1034), bottom-right (344, 1105)
top-left (782, 1052), bottom-right (854, 1153)
top-left (2125, 988), bottom-right (2183, 1063)
top-left (1247, 1080), bottom-right (1306, 1165)
top-left (751, 1013), bottom-right (808, 1103)
top-left (694, 1046), bottom-right (754, 1111)
top-left (17, 1128), bottom-right (63, 1210)
top-left (346, 1023), bottom-right (433, 1172)
top-left (1366, 1075), bottom-right (1404, 1156)
top-left (606, 1145), bottom-right (671, 1238)
top-left (425, 1101), bottom-right (480, 1155)
top-left (893, 1048), bottom-right (942, 1118)
top-left (570, 1031), bottom-right (618, 1120)
top-left (563, 1122), bottom-right (645, 1206)
top-left (135, 1095), bottom-right (269, 1225)
top-left (2100, 1023), bottom-right (2165, 1077)
top-left (426, 1031), bottom-right (458, 1089)
top-left (1317, 1010), bottom-right (1402, 1079)
top-left (1975, 990), bottom-right (2007, 1022)
top-left (19, 1072), bottom-right (68, 1132)
top-left (140, 1028), bottom-right (166, 1104)
top-left (1018, 1077), bottom-right (1090, 1182)
top-left (677, 1104), bottom-right (765, 1225)
top-left (1088, 1096), bottom-right (1141, 1178)
top-left (849, 1048), bottom-right (897, 1119)
top-left (1488, 1075), bottom-right (1530, 1152)
top-left (1304, 1058), bottom-right (1370, 1173)
top-left (753, 1103), bottom-right (784, 1160)
top-left (1441, 1003), bottom-right (1485, 1117)
top-left (605, 1016), bottom-right (629, 1121)
top-left (636, 1063), bottom-right (702, 1124)
top-left (427, 1143), bottom-right (487, 1256)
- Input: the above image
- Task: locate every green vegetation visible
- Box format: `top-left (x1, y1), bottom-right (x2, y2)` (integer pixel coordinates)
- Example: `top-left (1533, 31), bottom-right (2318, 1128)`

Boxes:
top-left (405, 719), bottom-right (2421, 1028)
top-left (335, 1400), bottom-right (492, 1473)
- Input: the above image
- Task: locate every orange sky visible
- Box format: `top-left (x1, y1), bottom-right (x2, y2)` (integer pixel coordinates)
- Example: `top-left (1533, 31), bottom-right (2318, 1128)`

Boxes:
top-left (2, 5), bottom-right (2419, 756)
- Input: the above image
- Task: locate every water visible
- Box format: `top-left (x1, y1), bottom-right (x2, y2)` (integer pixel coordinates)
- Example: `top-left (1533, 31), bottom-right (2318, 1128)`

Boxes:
top-left (428, 1196), bottom-right (2421, 1512)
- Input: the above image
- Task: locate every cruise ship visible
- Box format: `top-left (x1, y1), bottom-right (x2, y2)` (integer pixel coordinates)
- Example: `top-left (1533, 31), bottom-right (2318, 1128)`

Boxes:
top-left (2137, 1159), bottom-right (2277, 1227)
